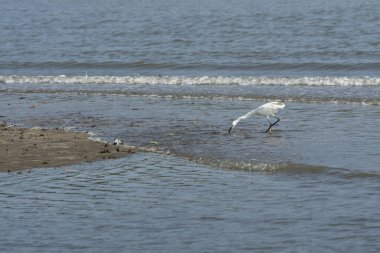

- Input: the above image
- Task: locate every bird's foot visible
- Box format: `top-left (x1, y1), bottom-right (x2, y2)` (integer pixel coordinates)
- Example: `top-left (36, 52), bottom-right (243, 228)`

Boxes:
top-left (265, 118), bottom-right (280, 133)
top-left (265, 125), bottom-right (273, 133)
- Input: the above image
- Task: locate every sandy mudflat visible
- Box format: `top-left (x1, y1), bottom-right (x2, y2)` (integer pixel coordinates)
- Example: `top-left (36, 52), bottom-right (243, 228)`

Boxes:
top-left (0, 123), bottom-right (135, 172)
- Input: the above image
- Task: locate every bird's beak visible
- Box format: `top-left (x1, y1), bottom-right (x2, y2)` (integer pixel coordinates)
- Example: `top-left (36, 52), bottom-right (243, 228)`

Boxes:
top-left (228, 126), bottom-right (233, 134)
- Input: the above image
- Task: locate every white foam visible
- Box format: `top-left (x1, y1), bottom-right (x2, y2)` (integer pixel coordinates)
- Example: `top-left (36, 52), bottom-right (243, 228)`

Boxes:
top-left (1, 75), bottom-right (380, 86)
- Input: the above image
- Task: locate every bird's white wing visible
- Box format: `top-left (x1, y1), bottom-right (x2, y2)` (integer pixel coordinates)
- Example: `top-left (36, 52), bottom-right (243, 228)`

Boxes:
top-left (255, 101), bottom-right (285, 116)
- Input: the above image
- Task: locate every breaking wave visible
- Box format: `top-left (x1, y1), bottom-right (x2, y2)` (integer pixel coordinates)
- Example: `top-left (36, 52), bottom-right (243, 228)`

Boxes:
top-left (1, 75), bottom-right (380, 86)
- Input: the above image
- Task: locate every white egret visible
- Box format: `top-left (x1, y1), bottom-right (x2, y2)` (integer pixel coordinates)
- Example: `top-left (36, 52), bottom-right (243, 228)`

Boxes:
top-left (228, 101), bottom-right (285, 133)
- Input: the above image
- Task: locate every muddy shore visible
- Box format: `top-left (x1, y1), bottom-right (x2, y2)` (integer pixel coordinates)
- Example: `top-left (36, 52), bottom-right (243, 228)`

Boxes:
top-left (0, 124), bottom-right (135, 172)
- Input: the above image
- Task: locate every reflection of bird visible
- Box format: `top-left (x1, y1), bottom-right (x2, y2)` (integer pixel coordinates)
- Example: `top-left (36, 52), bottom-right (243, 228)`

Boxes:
top-left (228, 101), bottom-right (285, 133)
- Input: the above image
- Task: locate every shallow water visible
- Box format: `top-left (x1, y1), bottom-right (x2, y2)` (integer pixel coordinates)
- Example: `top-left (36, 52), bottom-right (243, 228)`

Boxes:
top-left (1, 154), bottom-right (380, 252)
top-left (1, 90), bottom-right (379, 173)
top-left (1, 89), bottom-right (379, 252)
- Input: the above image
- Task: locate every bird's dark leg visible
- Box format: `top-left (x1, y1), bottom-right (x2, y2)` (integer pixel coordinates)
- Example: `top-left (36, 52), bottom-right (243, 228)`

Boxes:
top-left (265, 116), bottom-right (280, 133)
top-left (265, 116), bottom-right (272, 133)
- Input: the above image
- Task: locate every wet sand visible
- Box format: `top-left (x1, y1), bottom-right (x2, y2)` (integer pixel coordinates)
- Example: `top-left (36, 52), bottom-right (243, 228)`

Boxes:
top-left (0, 123), bottom-right (135, 172)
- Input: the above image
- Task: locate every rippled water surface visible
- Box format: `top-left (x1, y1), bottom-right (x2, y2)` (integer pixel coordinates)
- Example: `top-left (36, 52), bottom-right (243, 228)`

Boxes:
top-left (1, 0), bottom-right (380, 251)
top-left (1, 90), bottom-right (380, 252)
top-left (1, 0), bottom-right (380, 76)
top-left (1, 154), bottom-right (380, 252)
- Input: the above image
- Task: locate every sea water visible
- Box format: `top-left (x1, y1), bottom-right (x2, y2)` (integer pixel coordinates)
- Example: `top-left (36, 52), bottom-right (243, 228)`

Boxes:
top-left (1, 0), bottom-right (380, 252)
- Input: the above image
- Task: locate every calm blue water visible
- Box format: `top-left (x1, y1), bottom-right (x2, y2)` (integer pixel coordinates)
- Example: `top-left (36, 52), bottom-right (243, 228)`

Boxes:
top-left (1, 0), bottom-right (380, 77)
top-left (1, 0), bottom-right (380, 252)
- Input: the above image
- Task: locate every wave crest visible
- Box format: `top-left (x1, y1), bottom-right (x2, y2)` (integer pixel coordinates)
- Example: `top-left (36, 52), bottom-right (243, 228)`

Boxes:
top-left (1, 75), bottom-right (380, 86)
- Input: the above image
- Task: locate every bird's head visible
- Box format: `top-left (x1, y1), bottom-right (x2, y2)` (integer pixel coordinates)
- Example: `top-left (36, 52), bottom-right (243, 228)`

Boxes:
top-left (228, 119), bottom-right (240, 133)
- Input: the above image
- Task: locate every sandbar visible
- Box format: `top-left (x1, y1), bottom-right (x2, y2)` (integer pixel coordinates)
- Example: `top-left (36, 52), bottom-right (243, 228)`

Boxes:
top-left (0, 123), bottom-right (134, 172)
